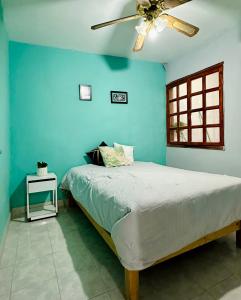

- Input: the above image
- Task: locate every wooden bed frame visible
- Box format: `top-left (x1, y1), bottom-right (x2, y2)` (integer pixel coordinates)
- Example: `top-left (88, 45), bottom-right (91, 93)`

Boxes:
top-left (68, 196), bottom-right (241, 300)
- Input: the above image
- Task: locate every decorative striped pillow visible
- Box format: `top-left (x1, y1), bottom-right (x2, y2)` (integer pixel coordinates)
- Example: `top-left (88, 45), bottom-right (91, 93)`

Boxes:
top-left (99, 146), bottom-right (131, 168)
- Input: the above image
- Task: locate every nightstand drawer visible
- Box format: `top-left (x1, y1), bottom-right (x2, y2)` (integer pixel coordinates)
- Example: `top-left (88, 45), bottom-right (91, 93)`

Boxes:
top-left (28, 180), bottom-right (56, 193)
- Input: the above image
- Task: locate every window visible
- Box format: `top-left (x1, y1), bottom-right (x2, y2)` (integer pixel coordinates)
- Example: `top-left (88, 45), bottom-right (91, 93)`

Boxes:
top-left (166, 63), bottom-right (224, 149)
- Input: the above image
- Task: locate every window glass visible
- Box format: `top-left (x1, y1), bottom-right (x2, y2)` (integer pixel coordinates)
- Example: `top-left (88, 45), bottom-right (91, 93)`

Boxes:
top-left (170, 130), bottom-right (178, 142)
top-left (191, 94), bottom-right (202, 110)
top-left (191, 78), bottom-right (202, 93)
top-left (206, 91), bottom-right (219, 107)
top-left (207, 127), bottom-right (220, 143)
top-left (169, 101), bottom-right (177, 114)
top-left (180, 114), bottom-right (188, 127)
top-left (179, 83), bottom-right (187, 97)
top-left (191, 112), bottom-right (203, 126)
top-left (169, 87), bottom-right (177, 100)
top-left (192, 128), bottom-right (203, 143)
top-left (179, 99), bottom-right (187, 112)
top-left (206, 109), bottom-right (220, 125)
top-left (180, 129), bottom-right (188, 142)
top-left (206, 72), bottom-right (219, 89)
top-left (170, 116), bottom-right (177, 128)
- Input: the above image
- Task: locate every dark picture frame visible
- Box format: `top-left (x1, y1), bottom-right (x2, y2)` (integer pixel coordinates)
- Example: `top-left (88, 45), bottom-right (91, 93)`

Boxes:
top-left (111, 91), bottom-right (128, 104)
top-left (79, 85), bottom-right (92, 101)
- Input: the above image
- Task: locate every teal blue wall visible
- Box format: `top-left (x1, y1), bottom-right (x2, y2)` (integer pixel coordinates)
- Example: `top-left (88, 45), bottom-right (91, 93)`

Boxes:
top-left (0, 2), bottom-right (10, 241)
top-left (10, 42), bottom-right (166, 208)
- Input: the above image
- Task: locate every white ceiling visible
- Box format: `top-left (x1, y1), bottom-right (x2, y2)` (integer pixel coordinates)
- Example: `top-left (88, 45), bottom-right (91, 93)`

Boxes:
top-left (2, 0), bottom-right (241, 63)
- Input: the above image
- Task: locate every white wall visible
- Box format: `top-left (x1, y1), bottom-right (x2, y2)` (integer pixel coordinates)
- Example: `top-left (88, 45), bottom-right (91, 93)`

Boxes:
top-left (166, 27), bottom-right (241, 177)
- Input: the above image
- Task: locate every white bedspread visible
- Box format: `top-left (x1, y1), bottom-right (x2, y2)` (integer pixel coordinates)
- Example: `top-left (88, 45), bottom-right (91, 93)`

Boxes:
top-left (62, 162), bottom-right (241, 270)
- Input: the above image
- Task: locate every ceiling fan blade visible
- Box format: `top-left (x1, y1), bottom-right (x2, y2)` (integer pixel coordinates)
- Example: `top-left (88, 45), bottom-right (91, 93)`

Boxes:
top-left (161, 0), bottom-right (192, 10)
top-left (161, 14), bottom-right (199, 37)
top-left (133, 21), bottom-right (152, 52)
top-left (133, 34), bottom-right (146, 52)
top-left (91, 15), bottom-right (141, 30)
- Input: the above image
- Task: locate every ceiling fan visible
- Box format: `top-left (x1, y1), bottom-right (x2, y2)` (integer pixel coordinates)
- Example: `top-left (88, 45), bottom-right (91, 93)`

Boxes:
top-left (91, 0), bottom-right (199, 52)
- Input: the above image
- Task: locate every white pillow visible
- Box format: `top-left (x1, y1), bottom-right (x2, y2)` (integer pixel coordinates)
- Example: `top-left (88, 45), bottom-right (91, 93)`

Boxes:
top-left (114, 143), bottom-right (134, 164)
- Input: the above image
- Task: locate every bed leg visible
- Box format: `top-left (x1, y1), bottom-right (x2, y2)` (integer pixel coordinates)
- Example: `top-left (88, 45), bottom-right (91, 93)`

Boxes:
top-left (236, 222), bottom-right (241, 248)
top-left (125, 269), bottom-right (139, 300)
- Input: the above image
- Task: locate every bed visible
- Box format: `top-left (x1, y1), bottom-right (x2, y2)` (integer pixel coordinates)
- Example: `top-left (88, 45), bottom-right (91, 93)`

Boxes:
top-left (62, 162), bottom-right (241, 300)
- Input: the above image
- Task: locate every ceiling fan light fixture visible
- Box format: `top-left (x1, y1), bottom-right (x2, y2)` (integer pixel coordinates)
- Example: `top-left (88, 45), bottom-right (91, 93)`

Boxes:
top-left (135, 22), bottom-right (148, 36)
top-left (91, 0), bottom-right (199, 53)
top-left (149, 27), bottom-right (158, 39)
top-left (154, 18), bottom-right (168, 32)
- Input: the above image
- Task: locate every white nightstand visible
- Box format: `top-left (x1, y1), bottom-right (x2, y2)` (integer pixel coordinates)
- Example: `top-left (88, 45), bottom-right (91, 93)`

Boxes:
top-left (26, 173), bottom-right (58, 221)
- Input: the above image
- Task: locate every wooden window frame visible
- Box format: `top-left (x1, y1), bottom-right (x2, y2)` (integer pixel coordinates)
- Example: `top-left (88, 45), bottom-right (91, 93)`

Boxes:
top-left (166, 62), bottom-right (224, 150)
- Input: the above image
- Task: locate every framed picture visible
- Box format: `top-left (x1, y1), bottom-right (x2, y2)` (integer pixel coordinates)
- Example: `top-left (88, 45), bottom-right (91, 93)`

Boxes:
top-left (111, 91), bottom-right (128, 104)
top-left (79, 85), bottom-right (92, 101)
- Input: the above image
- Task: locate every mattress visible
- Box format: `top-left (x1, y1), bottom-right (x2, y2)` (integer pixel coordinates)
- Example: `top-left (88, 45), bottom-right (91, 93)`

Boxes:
top-left (62, 162), bottom-right (241, 270)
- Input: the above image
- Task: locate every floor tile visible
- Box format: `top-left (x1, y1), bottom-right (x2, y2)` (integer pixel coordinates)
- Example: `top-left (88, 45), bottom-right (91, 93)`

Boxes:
top-left (140, 259), bottom-right (205, 300)
top-left (3, 235), bottom-right (19, 249)
top-left (8, 219), bottom-right (29, 233)
top-left (16, 231), bottom-right (31, 247)
top-left (29, 221), bottom-right (50, 236)
top-left (47, 226), bottom-right (67, 239)
top-left (11, 278), bottom-right (60, 300)
top-left (53, 245), bottom-right (97, 279)
top-left (0, 267), bottom-right (13, 299)
top-left (208, 274), bottom-right (241, 300)
top-left (30, 230), bottom-right (50, 242)
top-left (180, 252), bottom-right (232, 290)
top-left (16, 238), bottom-right (52, 264)
top-left (0, 266), bottom-right (14, 284)
top-left (90, 293), bottom-right (111, 300)
top-left (0, 281), bottom-right (11, 298)
top-left (82, 238), bottom-right (116, 269)
top-left (50, 229), bottom-right (86, 253)
top-left (107, 289), bottom-right (125, 300)
top-left (192, 292), bottom-right (214, 300)
top-left (58, 265), bottom-right (107, 300)
top-left (221, 251), bottom-right (241, 276)
top-left (12, 254), bottom-right (56, 292)
top-left (0, 267), bottom-right (14, 298)
top-left (48, 216), bottom-right (81, 234)
top-left (99, 260), bottom-right (124, 291)
top-left (0, 294), bottom-right (10, 300)
top-left (0, 247), bottom-right (16, 268)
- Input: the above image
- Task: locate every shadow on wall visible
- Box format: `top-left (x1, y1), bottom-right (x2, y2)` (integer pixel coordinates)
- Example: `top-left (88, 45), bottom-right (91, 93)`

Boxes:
top-left (102, 0), bottom-right (139, 71)
top-left (102, 55), bottom-right (129, 72)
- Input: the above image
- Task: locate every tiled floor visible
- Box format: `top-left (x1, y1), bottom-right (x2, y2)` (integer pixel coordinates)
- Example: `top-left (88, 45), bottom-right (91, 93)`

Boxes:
top-left (1, 207), bottom-right (241, 300)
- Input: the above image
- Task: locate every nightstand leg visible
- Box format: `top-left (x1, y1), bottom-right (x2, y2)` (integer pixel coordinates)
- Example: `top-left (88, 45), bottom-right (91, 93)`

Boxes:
top-left (55, 188), bottom-right (58, 213)
top-left (26, 192), bottom-right (30, 220)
